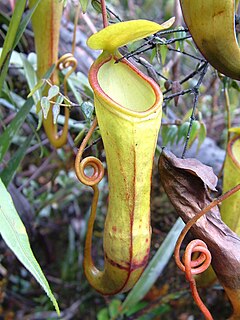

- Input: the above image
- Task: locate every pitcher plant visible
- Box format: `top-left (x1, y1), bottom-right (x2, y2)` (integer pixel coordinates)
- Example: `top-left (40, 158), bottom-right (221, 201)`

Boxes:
top-left (75, 18), bottom-right (174, 295)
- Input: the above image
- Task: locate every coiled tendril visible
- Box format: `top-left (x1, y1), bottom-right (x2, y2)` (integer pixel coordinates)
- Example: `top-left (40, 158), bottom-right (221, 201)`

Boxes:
top-left (175, 184), bottom-right (240, 320)
top-left (175, 238), bottom-right (213, 320)
top-left (75, 118), bottom-right (104, 188)
top-left (57, 53), bottom-right (77, 97)
top-left (74, 118), bottom-right (105, 275)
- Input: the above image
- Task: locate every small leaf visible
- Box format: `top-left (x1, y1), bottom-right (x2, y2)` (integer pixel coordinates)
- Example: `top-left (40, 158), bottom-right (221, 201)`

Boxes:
top-left (157, 44), bottom-right (168, 65)
top-left (27, 78), bottom-right (45, 99)
top-left (91, 0), bottom-right (102, 13)
top-left (188, 120), bottom-right (200, 148)
top-left (87, 18), bottom-right (175, 52)
top-left (52, 103), bottom-right (60, 124)
top-left (79, 0), bottom-right (90, 13)
top-left (177, 121), bottom-right (189, 143)
top-left (56, 95), bottom-right (64, 105)
top-left (197, 122), bottom-right (207, 151)
top-left (167, 125), bottom-right (178, 145)
top-left (47, 85), bottom-right (59, 100)
top-left (161, 125), bottom-right (169, 146)
top-left (109, 299), bottom-right (121, 318)
top-left (81, 101), bottom-right (94, 119)
top-left (41, 96), bottom-right (50, 119)
top-left (0, 179), bottom-right (60, 315)
top-left (91, 0), bottom-right (110, 16)
top-left (36, 110), bottom-right (43, 131)
top-left (97, 308), bottom-right (109, 320)
top-left (230, 80), bottom-right (240, 92)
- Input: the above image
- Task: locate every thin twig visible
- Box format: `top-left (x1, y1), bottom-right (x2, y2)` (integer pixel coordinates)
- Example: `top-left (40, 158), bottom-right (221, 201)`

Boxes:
top-left (181, 62), bottom-right (208, 158)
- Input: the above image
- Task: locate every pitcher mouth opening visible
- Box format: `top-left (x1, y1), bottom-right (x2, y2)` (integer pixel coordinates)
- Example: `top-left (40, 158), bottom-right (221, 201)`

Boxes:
top-left (89, 52), bottom-right (163, 118)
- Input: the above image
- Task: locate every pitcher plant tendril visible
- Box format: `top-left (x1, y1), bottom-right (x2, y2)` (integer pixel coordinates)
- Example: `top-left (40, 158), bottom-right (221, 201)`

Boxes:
top-left (175, 184), bottom-right (240, 320)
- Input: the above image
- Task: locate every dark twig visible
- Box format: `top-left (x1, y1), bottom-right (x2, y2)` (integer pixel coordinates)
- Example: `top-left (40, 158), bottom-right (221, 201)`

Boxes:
top-left (181, 62), bottom-right (209, 158)
top-left (163, 63), bottom-right (207, 95)
top-left (163, 88), bottom-right (192, 101)
top-left (167, 46), bottom-right (206, 62)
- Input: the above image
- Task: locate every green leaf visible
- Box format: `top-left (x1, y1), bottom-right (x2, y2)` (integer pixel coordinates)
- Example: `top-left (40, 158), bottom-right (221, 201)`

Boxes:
top-left (230, 80), bottom-right (240, 92)
top-left (21, 54), bottom-right (40, 104)
top-left (167, 125), bottom-right (178, 145)
top-left (12, 0), bottom-right (42, 49)
top-left (157, 43), bottom-right (168, 65)
top-left (125, 301), bottom-right (148, 317)
top-left (177, 121), bottom-right (189, 143)
top-left (0, 10), bottom-right (10, 26)
top-left (97, 308), bottom-right (109, 320)
top-left (120, 218), bottom-right (184, 314)
top-left (109, 299), bottom-right (121, 318)
top-left (161, 125), bottom-right (170, 146)
top-left (197, 122), bottom-right (207, 151)
top-left (47, 85), bottom-right (59, 100)
top-left (52, 103), bottom-right (60, 124)
top-left (79, 0), bottom-right (90, 13)
top-left (87, 18), bottom-right (175, 52)
top-left (0, 179), bottom-right (60, 315)
top-left (81, 101), bottom-right (94, 120)
top-left (0, 98), bottom-right (33, 163)
top-left (41, 97), bottom-right (50, 119)
top-left (91, 0), bottom-right (106, 15)
top-left (0, 135), bottom-right (33, 187)
top-left (188, 120), bottom-right (200, 148)
top-left (27, 78), bottom-right (45, 99)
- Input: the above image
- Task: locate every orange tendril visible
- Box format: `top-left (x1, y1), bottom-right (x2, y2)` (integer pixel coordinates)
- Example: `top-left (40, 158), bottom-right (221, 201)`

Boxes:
top-left (175, 183), bottom-right (240, 320)
top-left (56, 53), bottom-right (77, 97)
top-left (75, 118), bottom-right (104, 188)
top-left (74, 118), bottom-right (104, 278)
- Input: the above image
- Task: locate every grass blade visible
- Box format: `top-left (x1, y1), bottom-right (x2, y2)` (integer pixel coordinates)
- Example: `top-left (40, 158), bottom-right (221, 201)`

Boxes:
top-left (120, 217), bottom-right (185, 314)
top-left (21, 54), bottom-right (41, 104)
top-left (0, 0), bottom-right (41, 93)
top-left (13, 0), bottom-right (42, 49)
top-left (0, 178), bottom-right (60, 314)
top-left (0, 98), bottom-right (33, 163)
top-left (0, 135), bottom-right (33, 187)
top-left (0, 0), bottom-right (27, 93)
